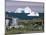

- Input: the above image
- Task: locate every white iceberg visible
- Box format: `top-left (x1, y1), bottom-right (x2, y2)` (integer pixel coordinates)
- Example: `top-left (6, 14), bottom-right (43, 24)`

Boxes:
top-left (7, 10), bottom-right (12, 13)
top-left (15, 8), bottom-right (24, 13)
top-left (24, 7), bottom-right (39, 16)
top-left (15, 7), bottom-right (39, 16)
top-left (24, 7), bottom-right (31, 13)
top-left (27, 11), bottom-right (39, 16)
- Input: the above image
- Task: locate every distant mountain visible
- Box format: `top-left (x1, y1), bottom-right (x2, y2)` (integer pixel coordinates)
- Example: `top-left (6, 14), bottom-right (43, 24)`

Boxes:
top-left (5, 12), bottom-right (44, 20)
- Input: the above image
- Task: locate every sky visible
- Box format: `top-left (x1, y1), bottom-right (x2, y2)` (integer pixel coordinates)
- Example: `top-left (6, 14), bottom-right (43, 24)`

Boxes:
top-left (5, 0), bottom-right (44, 13)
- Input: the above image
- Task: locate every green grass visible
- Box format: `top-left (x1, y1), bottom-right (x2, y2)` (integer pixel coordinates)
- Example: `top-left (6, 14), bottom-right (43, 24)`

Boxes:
top-left (5, 19), bottom-right (44, 34)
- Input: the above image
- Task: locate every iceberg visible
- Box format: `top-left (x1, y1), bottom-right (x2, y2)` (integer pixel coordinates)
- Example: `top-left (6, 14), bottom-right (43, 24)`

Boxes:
top-left (15, 7), bottom-right (39, 16)
top-left (24, 7), bottom-right (39, 16)
top-left (6, 7), bottom-right (39, 16)
top-left (27, 11), bottom-right (39, 16)
top-left (15, 8), bottom-right (24, 13)
top-left (7, 11), bottom-right (12, 13)
top-left (24, 7), bottom-right (31, 13)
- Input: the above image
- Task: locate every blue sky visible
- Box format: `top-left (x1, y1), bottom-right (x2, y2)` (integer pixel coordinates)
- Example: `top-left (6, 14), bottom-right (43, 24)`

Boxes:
top-left (6, 0), bottom-right (44, 13)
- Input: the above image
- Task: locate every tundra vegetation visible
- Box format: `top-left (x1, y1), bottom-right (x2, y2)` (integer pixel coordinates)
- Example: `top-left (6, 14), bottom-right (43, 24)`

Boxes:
top-left (5, 18), bottom-right (44, 35)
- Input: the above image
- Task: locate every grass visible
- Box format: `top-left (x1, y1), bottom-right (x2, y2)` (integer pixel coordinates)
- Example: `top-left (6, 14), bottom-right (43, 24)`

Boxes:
top-left (5, 19), bottom-right (44, 34)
